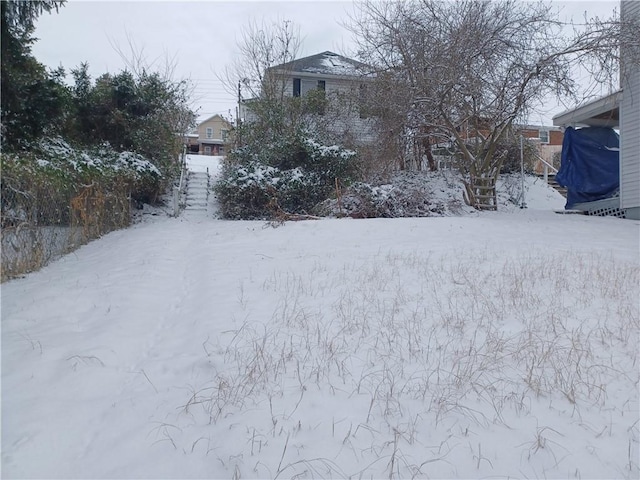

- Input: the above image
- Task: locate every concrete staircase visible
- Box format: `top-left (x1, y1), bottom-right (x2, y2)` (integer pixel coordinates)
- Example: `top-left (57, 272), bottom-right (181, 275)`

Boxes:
top-left (184, 171), bottom-right (210, 213)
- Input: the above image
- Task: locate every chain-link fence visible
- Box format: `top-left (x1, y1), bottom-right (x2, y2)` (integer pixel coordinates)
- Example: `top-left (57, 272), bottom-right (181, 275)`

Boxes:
top-left (1, 171), bottom-right (131, 282)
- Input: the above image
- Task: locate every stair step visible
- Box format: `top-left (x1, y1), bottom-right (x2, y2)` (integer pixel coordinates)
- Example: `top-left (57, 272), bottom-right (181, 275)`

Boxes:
top-left (535, 173), bottom-right (567, 198)
top-left (180, 171), bottom-right (212, 215)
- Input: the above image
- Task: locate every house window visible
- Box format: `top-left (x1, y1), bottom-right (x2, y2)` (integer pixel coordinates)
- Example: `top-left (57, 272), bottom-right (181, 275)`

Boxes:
top-left (204, 146), bottom-right (212, 155)
top-left (317, 80), bottom-right (326, 91)
top-left (206, 127), bottom-right (213, 139)
top-left (539, 130), bottom-right (549, 144)
top-left (293, 78), bottom-right (301, 97)
top-left (221, 129), bottom-right (229, 142)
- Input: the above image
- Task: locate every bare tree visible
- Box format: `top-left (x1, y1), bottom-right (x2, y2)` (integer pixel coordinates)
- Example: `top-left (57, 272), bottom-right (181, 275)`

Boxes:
top-left (349, 0), bottom-right (639, 209)
top-left (216, 18), bottom-right (305, 148)
top-left (220, 18), bottom-right (301, 108)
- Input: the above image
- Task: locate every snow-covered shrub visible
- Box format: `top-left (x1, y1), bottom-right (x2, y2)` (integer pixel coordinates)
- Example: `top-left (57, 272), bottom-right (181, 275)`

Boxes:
top-left (215, 161), bottom-right (326, 219)
top-left (302, 138), bottom-right (356, 180)
top-left (1, 138), bottom-right (162, 229)
top-left (215, 135), bottom-right (358, 219)
top-left (35, 138), bottom-right (162, 204)
top-left (229, 134), bottom-right (356, 178)
top-left (315, 170), bottom-right (473, 218)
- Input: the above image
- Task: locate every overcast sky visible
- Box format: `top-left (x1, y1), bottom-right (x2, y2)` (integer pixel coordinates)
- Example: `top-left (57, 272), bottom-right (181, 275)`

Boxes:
top-left (32, 0), bottom-right (619, 125)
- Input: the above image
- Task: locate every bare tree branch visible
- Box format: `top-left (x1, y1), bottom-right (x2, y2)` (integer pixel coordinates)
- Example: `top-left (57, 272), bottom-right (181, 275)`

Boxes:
top-left (348, 0), bottom-right (638, 208)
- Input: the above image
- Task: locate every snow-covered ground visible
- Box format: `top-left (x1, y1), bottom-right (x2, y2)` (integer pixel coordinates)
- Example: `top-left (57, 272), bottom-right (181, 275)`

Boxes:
top-left (2, 156), bottom-right (638, 479)
top-left (184, 154), bottom-right (224, 175)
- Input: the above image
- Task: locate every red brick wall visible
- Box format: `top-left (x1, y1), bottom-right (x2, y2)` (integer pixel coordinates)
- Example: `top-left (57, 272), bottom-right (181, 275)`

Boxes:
top-left (549, 130), bottom-right (563, 145)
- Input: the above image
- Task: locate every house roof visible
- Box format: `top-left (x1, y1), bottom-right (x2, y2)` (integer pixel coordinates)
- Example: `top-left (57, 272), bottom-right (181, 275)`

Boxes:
top-left (271, 51), bottom-right (374, 78)
top-left (552, 90), bottom-right (621, 128)
top-left (198, 114), bottom-right (232, 126)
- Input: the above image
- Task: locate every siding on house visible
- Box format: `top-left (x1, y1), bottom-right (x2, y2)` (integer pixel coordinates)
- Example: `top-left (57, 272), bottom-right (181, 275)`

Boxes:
top-left (620, 1), bottom-right (640, 217)
top-left (197, 115), bottom-right (231, 142)
top-left (243, 52), bottom-right (376, 146)
top-left (283, 74), bottom-right (376, 144)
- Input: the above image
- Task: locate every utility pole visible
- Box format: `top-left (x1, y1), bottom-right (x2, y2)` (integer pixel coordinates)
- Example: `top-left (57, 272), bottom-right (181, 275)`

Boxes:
top-left (236, 79), bottom-right (242, 148)
top-left (237, 80), bottom-right (241, 128)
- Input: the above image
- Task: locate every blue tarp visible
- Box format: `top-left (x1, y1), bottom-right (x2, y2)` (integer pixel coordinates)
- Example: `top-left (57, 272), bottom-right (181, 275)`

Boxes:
top-left (556, 127), bottom-right (620, 209)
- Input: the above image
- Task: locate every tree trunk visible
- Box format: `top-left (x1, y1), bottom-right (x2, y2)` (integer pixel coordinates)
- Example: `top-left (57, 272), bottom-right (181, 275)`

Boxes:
top-left (462, 153), bottom-right (504, 210)
top-left (463, 174), bottom-right (498, 210)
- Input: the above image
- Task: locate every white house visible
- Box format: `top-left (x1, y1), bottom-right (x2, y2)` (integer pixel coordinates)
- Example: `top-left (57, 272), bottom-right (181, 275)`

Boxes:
top-left (619, 1), bottom-right (640, 220)
top-left (241, 51), bottom-right (376, 146)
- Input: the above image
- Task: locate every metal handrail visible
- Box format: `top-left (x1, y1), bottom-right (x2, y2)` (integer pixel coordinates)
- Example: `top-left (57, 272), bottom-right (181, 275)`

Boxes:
top-left (535, 154), bottom-right (558, 183)
top-left (173, 147), bottom-right (188, 217)
top-left (178, 153), bottom-right (187, 193)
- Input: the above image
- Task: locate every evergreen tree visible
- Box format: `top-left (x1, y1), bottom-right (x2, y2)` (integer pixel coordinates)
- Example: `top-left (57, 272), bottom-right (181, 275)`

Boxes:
top-left (1, 0), bottom-right (68, 149)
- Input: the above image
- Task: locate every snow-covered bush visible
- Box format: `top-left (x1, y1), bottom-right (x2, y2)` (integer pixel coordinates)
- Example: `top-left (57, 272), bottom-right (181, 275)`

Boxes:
top-left (1, 138), bottom-right (162, 228)
top-left (316, 170), bottom-right (474, 218)
top-left (36, 138), bottom-right (162, 204)
top-left (215, 135), bottom-right (358, 219)
top-left (215, 161), bottom-right (326, 219)
top-left (229, 134), bottom-right (356, 178)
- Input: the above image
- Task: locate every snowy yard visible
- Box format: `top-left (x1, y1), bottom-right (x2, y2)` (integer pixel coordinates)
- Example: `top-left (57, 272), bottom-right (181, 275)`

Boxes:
top-left (2, 157), bottom-right (639, 479)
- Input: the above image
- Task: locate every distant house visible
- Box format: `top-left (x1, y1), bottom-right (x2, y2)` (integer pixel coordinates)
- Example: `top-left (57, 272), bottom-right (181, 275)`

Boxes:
top-left (241, 51), bottom-right (376, 145)
top-left (519, 125), bottom-right (564, 147)
top-left (452, 118), bottom-right (563, 171)
top-left (552, 1), bottom-right (639, 219)
top-left (188, 114), bottom-right (233, 156)
top-left (519, 124), bottom-right (564, 173)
